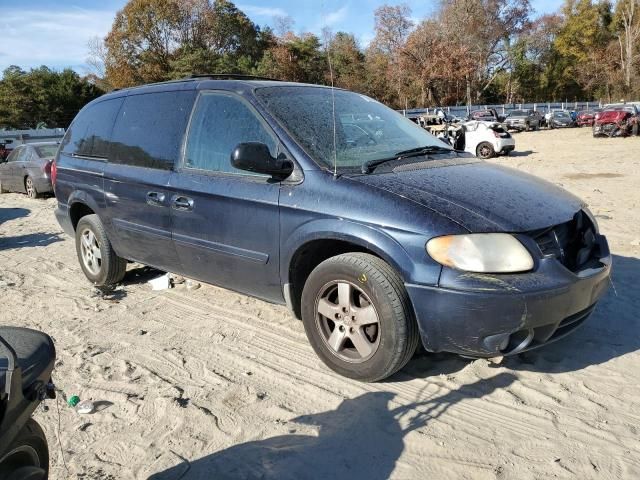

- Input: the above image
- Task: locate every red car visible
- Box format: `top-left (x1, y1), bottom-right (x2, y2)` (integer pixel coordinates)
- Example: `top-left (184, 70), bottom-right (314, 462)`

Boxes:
top-left (0, 142), bottom-right (11, 161)
top-left (593, 105), bottom-right (640, 137)
top-left (576, 108), bottom-right (601, 127)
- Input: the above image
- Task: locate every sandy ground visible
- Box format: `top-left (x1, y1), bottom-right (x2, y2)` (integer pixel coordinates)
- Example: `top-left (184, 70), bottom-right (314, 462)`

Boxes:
top-left (0, 127), bottom-right (639, 480)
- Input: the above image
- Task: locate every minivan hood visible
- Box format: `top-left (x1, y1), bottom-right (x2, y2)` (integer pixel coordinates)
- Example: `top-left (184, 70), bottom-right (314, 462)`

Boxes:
top-left (351, 161), bottom-right (583, 232)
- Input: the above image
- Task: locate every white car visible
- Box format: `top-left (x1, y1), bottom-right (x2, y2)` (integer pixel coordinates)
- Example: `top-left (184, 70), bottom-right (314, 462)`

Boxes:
top-left (461, 120), bottom-right (515, 159)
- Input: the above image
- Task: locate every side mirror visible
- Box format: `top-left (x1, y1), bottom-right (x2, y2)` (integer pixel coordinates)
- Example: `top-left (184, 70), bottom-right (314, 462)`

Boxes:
top-left (231, 142), bottom-right (293, 179)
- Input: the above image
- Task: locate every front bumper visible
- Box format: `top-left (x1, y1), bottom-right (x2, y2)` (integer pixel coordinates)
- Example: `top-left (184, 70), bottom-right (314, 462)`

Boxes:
top-left (406, 235), bottom-right (611, 357)
top-left (506, 120), bottom-right (527, 130)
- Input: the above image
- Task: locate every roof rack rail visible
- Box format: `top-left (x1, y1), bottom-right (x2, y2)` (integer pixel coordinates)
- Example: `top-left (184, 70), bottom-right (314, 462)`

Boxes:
top-left (187, 74), bottom-right (280, 81)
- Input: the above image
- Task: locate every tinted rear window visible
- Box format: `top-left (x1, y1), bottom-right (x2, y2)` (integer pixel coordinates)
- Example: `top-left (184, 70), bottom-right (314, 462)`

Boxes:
top-left (110, 91), bottom-right (195, 170)
top-left (61, 98), bottom-right (123, 158)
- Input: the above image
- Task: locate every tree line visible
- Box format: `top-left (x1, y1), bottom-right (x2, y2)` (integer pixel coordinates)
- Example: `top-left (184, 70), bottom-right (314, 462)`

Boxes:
top-left (0, 67), bottom-right (101, 130)
top-left (1, 0), bottom-right (639, 129)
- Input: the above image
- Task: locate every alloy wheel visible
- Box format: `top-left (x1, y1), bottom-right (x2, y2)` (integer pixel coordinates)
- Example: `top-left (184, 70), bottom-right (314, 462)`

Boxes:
top-left (315, 280), bottom-right (381, 363)
top-left (25, 177), bottom-right (35, 198)
top-left (80, 228), bottom-right (102, 275)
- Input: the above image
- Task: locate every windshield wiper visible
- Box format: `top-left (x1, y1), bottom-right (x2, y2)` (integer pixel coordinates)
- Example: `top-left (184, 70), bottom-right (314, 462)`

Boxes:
top-left (361, 145), bottom-right (454, 174)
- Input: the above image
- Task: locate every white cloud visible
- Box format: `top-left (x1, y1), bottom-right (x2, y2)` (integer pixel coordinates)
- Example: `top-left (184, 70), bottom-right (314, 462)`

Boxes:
top-left (237, 4), bottom-right (288, 18)
top-left (324, 5), bottom-right (349, 26)
top-left (0, 8), bottom-right (116, 73)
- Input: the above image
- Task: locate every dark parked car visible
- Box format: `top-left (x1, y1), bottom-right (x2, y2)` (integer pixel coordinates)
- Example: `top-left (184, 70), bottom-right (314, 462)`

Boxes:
top-left (546, 110), bottom-right (576, 128)
top-left (593, 105), bottom-right (640, 137)
top-left (504, 109), bottom-right (541, 132)
top-left (53, 77), bottom-right (611, 382)
top-left (576, 108), bottom-right (602, 127)
top-left (0, 142), bottom-right (58, 198)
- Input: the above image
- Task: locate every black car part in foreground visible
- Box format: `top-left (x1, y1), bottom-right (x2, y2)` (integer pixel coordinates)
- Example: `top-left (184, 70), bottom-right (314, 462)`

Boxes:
top-left (0, 327), bottom-right (56, 480)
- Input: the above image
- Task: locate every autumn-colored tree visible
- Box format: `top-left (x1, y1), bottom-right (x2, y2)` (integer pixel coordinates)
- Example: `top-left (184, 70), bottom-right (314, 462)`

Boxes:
top-left (613, 0), bottom-right (640, 95)
top-left (101, 0), bottom-right (266, 88)
top-left (367, 4), bottom-right (414, 108)
top-left (551, 0), bottom-right (613, 99)
top-left (256, 32), bottom-right (327, 84)
top-left (325, 32), bottom-right (366, 92)
top-left (400, 20), bottom-right (475, 106)
top-left (439, 0), bottom-right (532, 105)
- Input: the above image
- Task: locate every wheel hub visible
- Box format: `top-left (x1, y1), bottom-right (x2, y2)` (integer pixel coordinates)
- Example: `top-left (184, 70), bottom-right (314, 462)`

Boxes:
top-left (80, 228), bottom-right (102, 275)
top-left (315, 280), bottom-right (381, 363)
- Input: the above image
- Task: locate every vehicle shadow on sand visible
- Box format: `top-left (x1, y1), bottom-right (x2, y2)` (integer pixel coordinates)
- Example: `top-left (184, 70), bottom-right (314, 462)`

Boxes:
top-left (0, 207), bottom-right (30, 225)
top-left (122, 265), bottom-right (166, 286)
top-left (0, 232), bottom-right (62, 251)
top-left (508, 149), bottom-right (534, 157)
top-left (148, 372), bottom-right (516, 480)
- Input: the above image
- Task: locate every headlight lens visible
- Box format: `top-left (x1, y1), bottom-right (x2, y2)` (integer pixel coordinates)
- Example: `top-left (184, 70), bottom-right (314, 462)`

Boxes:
top-left (426, 234), bottom-right (534, 273)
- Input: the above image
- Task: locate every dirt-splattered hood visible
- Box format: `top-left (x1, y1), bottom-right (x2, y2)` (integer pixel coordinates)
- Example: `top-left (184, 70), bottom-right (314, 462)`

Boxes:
top-left (351, 161), bottom-right (584, 233)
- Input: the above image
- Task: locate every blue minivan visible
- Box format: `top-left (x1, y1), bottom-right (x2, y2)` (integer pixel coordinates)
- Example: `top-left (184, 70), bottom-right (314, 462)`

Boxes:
top-left (53, 76), bottom-right (611, 381)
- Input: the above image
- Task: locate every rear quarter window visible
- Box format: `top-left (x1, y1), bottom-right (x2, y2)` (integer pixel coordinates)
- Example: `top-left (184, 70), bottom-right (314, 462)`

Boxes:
top-left (110, 91), bottom-right (195, 170)
top-left (61, 98), bottom-right (123, 158)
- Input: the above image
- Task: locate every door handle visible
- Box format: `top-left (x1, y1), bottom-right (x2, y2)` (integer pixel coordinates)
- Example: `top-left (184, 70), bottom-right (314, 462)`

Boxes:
top-left (172, 195), bottom-right (194, 211)
top-left (146, 191), bottom-right (166, 207)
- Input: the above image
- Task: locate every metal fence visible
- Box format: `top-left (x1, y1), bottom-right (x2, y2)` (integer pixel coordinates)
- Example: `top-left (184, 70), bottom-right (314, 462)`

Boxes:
top-left (0, 127), bottom-right (66, 148)
top-left (401, 100), bottom-right (639, 119)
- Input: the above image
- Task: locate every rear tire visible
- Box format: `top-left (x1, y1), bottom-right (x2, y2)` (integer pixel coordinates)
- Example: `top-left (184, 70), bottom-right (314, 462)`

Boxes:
top-left (632, 122), bottom-right (639, 136)
top-left (75, 214), bottom-right (127, 287)
top-left (301, 253), bottom-right (419, 382)
top-left (476, 142), bottom-right (495, 159)
top-left (0, 419), bottom-right (49, 480)
top-left (25, 176), bottom-right (39, 199)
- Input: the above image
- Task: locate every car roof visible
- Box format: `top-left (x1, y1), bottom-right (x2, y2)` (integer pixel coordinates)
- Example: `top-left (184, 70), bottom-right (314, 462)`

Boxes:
top-left (95, 76), bottom-right (336, 103)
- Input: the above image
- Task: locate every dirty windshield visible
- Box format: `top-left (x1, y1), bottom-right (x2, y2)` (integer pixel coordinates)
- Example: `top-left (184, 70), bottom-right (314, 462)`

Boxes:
top-left (255, 86), bottom-right (450, 171)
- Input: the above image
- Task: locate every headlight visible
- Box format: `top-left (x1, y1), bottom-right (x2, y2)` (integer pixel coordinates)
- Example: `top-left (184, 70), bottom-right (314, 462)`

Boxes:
top-left (426, 234), bottom-right (534, 273)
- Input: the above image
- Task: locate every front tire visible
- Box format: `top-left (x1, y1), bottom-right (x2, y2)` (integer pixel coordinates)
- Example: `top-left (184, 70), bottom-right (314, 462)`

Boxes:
top-left (0, 419), bottom-right (49, 480)
top-left (301, 253), bottom-right (419, 382)
top-left (75, 214), bottom-right (127, 286)
top-left (476, 142), bottom-right (495, 159)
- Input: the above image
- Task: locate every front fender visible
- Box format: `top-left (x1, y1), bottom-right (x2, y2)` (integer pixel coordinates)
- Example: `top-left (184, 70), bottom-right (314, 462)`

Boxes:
top-left (281, 218), bottom-right (442, 286)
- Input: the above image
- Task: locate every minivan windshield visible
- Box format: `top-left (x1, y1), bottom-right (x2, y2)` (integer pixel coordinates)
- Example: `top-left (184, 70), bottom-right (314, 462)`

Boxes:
top-left (255, 86), bottom-right (451, 171)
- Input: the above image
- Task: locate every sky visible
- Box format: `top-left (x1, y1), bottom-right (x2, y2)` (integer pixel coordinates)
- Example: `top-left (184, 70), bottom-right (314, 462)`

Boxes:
top-left (0, 0), bottom-right (561, 74)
